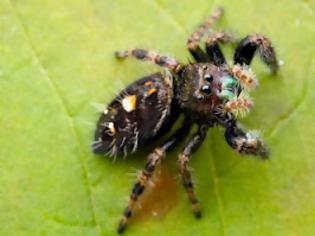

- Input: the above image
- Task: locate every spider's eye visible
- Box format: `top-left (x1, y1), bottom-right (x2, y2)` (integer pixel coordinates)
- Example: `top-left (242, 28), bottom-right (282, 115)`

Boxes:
top-left (204, 74), bottom-right (213, 83)
top-left (196, 94), bottom-right (204, 101)
top-left (201, 85), bottom-right (211, 95)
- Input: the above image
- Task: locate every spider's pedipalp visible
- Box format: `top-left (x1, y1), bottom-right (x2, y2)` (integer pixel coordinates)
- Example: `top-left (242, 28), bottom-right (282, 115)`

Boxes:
top-left (231, 64), bottom-right (258, 90)
top-left (223, 92), bottom-right (253, 118)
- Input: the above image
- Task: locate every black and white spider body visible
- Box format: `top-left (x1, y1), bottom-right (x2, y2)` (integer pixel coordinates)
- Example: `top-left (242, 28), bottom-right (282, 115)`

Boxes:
top-left (92, 7), bottom-right (278, 233)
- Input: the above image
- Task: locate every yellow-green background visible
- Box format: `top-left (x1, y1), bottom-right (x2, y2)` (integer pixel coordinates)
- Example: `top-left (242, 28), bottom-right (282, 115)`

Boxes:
top-left (1, 0), bottom-right (315, 235)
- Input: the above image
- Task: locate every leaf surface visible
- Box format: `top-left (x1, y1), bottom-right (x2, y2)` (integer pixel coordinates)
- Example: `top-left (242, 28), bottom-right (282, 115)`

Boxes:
top-left (1, 0), bottom-right (315, 235)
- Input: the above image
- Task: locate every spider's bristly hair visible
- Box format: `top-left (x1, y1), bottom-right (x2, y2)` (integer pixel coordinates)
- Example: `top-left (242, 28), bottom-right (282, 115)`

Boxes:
top-left (231, 64), bottom-right (258, 90)
top-left (224, 92), bottom-right (253, 117)
top-left (225, 127), bottom-right (270, 159)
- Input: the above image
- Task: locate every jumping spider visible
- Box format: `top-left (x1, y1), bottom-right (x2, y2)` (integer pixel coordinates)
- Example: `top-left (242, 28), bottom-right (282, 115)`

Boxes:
top-left (92, 7), bottom-right (278, 233)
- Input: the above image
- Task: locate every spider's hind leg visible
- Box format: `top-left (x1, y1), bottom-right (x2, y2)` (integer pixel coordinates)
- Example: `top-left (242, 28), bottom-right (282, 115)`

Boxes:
top-left (178, 124), bottom-right (208, 218)
top-left (234, 33), bottom-right (279, 74)
top-left (117, 119), bottom-right (192, 233)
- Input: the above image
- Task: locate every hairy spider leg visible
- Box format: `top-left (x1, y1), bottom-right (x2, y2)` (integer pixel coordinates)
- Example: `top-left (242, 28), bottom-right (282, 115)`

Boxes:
top-left (117, 119), bottom-right (192, 234)
top-left (186, 7), bottom-right (224, 62)
top-left (178, 124), bottom-right (208, 218)
top-left (205, 31), bottom-right (235, 66)
top-left (115, 49), bottom-right (182, 73)
top-left (224, 122), bottom-right (269, 159)
top-left (234, 33), bottom-right (279, 74)
top-left (230, 64), bottom-right (258, 90)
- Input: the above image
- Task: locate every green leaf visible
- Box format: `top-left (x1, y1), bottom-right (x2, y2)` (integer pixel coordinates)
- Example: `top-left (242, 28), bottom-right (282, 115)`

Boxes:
top-left (1, 0), bottom-right (315, 235)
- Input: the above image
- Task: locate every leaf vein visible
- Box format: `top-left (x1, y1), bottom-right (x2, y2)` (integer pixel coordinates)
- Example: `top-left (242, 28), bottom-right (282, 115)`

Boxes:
top-left (266, 56), bottom-right (313, 139)
top-left (7, 1), bottom-right (102, 235)
top-left (153, 0), bottom-right (189, 34)
top-left (304, 0), bottom-right (315, 16)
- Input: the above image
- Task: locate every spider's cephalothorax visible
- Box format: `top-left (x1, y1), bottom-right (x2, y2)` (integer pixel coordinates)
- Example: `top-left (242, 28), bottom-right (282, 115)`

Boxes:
top-left (92, 7), bottom-right (278, 233)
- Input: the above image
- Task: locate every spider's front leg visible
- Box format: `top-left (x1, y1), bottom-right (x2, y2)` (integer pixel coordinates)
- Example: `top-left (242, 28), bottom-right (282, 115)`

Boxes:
top-left (178, 124), bottom-right (208, 218)
top-left (117, 119), bottom-right (192, 233)
top-left (234, 33), bottom-right (279, 74)
top-left (205, 31), bottom-right (235, 66)
top-left (115, 48), bottom-right (182, 73)
top-left (224, 122), bottom-right (269, 159)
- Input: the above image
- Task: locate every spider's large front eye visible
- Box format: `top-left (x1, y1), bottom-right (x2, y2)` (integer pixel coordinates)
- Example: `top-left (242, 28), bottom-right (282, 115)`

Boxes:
top-left (201, 85), bottom-right (211, 95)
top-left (204, 74), bottom-right (213, 83)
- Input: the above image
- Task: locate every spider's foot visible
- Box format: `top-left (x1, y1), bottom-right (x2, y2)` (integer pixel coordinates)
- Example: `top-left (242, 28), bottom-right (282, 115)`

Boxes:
top-left (239, 131), bottom-right (270, 160)
top-left (115, 50), bottom-right (129, 59)
top-left (117, 217), bottom-right (127, 234)
top-left (193, 207), bottom-right (202, 219)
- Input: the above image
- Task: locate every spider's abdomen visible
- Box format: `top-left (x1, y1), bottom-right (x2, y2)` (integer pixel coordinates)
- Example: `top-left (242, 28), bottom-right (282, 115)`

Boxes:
top-left (92, 72), bottom-right (178, 156)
